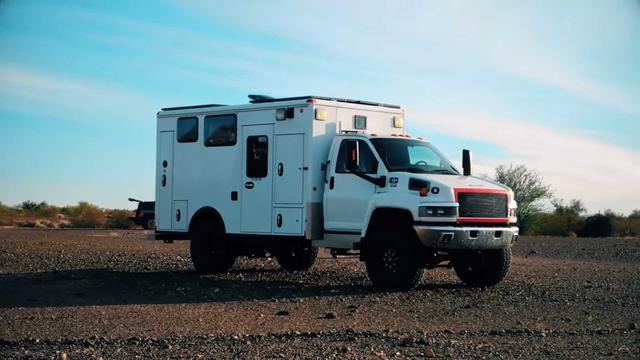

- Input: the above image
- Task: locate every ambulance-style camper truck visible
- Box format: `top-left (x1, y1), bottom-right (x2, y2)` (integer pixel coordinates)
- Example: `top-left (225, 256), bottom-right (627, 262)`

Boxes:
top-left (155, 95), bottom-right (518, 290)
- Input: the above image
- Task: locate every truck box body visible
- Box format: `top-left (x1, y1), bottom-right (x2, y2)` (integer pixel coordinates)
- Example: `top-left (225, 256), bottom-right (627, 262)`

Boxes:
top-left (155, 97), bottom-right (404, 240)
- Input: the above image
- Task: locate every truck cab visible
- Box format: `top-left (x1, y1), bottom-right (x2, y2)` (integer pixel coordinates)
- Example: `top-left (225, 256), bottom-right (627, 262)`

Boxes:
top-left (319, 133), bottom-right (518, 289)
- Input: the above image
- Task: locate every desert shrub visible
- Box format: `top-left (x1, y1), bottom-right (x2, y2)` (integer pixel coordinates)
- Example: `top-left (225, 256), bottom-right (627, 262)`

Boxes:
top-left (529, 212), bottom-right (584, 236)
top-left (578, 214), bottom-right (613, 237)
top-left (35, 202), bottom-right (60, 218)
top-left (612, 217), bottom-right (640, 236)
top-left (106, 209), bottom-right (134, 229)
top-left (0, 202), bottom-right (23, 226)
top-left (67, 202), bottom-right (106, 228)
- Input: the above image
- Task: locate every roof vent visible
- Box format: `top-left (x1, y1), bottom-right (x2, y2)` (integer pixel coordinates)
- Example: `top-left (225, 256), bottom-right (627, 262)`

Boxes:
top-left (248, 94), bottom-right (275, 103)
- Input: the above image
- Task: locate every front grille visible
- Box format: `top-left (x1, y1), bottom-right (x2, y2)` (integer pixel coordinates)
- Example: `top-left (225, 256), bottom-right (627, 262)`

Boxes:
top-left (458, 193), bottom-right (507, 218)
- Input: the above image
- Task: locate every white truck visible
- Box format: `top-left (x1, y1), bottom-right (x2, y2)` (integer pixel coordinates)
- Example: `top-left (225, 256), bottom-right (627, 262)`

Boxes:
top-left (154, 95), bottom-right (518, 290)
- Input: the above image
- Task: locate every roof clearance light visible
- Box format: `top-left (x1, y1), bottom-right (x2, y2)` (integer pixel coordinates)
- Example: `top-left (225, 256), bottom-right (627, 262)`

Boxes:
top-left (315, 108), bottom-right (327, 121)
top-left (393, 116), bottom-right (404, 128)
top-left (276, 108), bottom-right (286, 121)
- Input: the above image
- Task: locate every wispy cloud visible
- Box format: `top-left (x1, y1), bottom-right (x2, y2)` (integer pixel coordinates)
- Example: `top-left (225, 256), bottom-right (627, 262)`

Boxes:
top-left (0, 63), bottom-right (161, 120)
top-left (179, 0), bottom-right (640, 115)
top-left (412, 109), bottom-right (640, 213)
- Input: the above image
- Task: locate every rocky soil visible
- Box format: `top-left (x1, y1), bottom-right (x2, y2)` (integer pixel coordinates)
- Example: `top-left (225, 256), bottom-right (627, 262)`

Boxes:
top-left (0, 229), bottom-right (639, 359)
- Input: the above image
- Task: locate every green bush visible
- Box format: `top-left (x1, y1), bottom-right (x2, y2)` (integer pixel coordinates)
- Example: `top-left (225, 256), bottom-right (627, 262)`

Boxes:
top-left (67, 202), bottom-right (106, 228)
top-left (612, 217), bottom-right (640, 236)
top-left (106, 209), bottom-right (134, 229)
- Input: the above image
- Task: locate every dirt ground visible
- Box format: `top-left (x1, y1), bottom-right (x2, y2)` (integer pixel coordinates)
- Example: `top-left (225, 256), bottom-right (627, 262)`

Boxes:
top-left (0, 228), bottom-right (638, 359)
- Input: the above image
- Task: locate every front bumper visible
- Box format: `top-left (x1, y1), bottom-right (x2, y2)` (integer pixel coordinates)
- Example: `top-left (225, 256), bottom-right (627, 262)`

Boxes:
top-left (413, 224), bottom-right (519, 250)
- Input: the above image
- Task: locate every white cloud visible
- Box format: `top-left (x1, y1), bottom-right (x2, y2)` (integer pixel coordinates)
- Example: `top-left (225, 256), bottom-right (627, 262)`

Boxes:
top-left (412, 109), bottom-right (640, 214)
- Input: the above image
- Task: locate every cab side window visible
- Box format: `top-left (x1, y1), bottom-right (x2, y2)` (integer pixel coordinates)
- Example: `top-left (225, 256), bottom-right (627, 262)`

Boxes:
top-left (336, 139), bottom-right (378, 174)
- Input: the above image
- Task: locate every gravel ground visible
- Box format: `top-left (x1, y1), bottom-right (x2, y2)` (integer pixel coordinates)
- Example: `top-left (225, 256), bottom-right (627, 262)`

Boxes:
top-left (0, 228), bottom-right (639, 359)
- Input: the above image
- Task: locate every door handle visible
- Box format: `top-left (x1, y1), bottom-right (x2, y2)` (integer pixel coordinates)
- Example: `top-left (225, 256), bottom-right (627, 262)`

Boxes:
top-left (277, 162), bottom-right (283, 176)
top-left (244, 182), bottom-right (254, 189)
top-left (161, 174), bottom-right (166, 187)
top-left (276, 214), bottom-right (282, 227)
top-left (329, 176), bottom-right (335, 190)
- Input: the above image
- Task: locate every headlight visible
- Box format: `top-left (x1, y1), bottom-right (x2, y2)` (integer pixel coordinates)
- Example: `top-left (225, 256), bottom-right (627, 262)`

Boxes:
top-left (419, 206), bottom-right (457, 217)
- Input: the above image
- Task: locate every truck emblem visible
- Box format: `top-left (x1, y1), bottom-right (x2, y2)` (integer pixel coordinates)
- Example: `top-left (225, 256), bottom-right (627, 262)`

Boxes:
top-left (389, 177), bottom-right (398, 187)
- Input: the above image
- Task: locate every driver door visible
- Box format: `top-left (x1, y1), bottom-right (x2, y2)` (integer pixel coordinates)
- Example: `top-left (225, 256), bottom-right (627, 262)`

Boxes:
top-left (324, 139), bottom-right (380, 232)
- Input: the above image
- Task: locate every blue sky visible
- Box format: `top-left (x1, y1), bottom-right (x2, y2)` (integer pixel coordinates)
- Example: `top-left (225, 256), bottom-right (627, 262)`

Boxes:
top-left (0, 0), bottom-right (639, 213)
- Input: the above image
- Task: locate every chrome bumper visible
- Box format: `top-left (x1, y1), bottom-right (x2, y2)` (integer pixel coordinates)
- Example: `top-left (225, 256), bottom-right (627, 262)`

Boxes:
top-left (413, 225), bottom-right (519, 250)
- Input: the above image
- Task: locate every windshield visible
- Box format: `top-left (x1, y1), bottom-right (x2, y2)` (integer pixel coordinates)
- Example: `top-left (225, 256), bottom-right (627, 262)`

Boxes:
top-left (370, 138), bottom-right (459, 175)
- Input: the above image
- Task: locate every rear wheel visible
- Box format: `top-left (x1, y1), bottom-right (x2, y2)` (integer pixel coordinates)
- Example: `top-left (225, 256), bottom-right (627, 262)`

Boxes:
top-left (453, 247), bottom-right (511, 287)
top-left (276, 246), bottom-right (318, 271)
top-left (143, 218), bottom-right (155, 230)
top-left (190, 220), bottom-right (236, 274)
top-left (364, 226), bottom-right (423, 291)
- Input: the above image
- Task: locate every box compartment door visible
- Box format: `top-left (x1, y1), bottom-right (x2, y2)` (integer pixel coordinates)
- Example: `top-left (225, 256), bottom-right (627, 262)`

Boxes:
top-left (274, 207), bottom-right (303, 234)
top-left (274, 134), bottom-right (304, 204)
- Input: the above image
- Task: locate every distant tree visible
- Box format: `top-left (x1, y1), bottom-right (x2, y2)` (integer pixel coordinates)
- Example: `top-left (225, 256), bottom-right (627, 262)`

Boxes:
top-left (495, 164), bottom-right (552, 233)
top-left (629, 209), bottom-right (640, 219)
top-left (552, 199), bottom-right (586, 215)
top-left (19, 200), bottom-right (39, 211)
top-left (603, 209), bottom-right (623, 219)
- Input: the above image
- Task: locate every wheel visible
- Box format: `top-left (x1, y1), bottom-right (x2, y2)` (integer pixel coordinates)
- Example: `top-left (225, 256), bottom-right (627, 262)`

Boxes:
top-left (276, 246), bottom-right (318, 271)
top-left (453, 247), bottom-right (511, 287)
top-left (189, 220), bottom-right (236, 274)
top-left (364, 225), bottom-right (423, 291)
top-left (143, 218), bottom-right (155, 230)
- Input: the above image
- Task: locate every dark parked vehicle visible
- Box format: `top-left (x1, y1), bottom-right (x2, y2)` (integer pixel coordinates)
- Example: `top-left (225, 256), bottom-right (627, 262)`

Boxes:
top-left (128, 198), bottom-right (155, 230)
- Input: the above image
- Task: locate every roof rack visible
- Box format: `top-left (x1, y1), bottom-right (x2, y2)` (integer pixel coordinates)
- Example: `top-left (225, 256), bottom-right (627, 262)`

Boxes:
top-left (247, 95), bottom-right (401, 109)
top-left (161, 104), bottom-right (226, 111)
top-left (160, 95), bottom-right (401, 112)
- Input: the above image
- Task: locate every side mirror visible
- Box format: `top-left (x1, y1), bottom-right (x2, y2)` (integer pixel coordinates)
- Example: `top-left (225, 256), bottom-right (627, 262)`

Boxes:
top-left (462, 149), bottom-right (472, 176)
top-left (345, 140), bottom-right (359, 172)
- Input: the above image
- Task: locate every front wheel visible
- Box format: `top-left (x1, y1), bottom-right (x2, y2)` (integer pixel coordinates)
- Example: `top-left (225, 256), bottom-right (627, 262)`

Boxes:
top-left (453, 247), bottom-right (511, 287)
top-left (364, 226), bottom-right (424, 291)
top-left (276, 246), bottom-right (318, 271)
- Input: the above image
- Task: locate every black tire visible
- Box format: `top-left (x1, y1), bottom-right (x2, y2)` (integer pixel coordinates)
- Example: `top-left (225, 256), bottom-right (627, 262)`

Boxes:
top-left (189, 220), bottom-right (236, 274)
top-left (453, 247), bottom-right (511, 287)
top-left (276, 246), bottom-right (318, 271)
top-left (364, 226), bottom-right (424, 291)
top-left (143, 218), bottom-right (155, 230)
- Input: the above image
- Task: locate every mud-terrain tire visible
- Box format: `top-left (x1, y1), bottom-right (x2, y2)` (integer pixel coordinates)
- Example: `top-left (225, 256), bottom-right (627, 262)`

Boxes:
top-left (364, 226), bottom-right (424, 291)
top-left (143, 219), bottom-right (155, 230)
top-left (189, 220), bottom-right (236, 274)
top-left (276, 246), bottom-right (318, 271)
top-left (453, 247), bottom-right (511, 287)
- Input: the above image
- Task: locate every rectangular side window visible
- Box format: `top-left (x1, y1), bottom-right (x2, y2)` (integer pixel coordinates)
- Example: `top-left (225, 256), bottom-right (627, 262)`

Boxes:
top-left (177, 117), bottom-right (198, 143)
top-left (204, 114), bottom-right (237, 146)
top-left (246, 135), bottom-right (268, 178)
